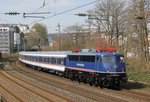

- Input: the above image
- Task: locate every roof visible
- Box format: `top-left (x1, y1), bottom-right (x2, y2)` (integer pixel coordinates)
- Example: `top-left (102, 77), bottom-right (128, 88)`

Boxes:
top-left (19, 51), bottom-right (70, 58)
top-left (67, 52), bottom-right (123, 56)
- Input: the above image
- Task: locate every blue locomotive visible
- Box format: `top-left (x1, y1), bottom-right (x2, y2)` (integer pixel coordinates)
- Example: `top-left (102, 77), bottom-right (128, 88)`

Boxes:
top-left (19, 49), bottom-right (127, 88)
top-left (65, 51), bottom-right (127, 87)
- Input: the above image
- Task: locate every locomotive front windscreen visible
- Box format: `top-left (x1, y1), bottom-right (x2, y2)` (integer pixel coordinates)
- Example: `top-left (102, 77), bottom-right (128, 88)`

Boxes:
top-left (102, 56), bottom-right (114, 62)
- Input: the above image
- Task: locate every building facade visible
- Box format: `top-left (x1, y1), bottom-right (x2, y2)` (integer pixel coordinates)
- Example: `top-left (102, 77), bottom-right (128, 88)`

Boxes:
top-left (0, 24), bottom-right (14, 53)
top-left (0, 24), bottom-right (29, 53)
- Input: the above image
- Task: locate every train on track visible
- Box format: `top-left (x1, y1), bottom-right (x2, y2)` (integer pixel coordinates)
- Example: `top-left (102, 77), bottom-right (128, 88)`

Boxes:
top-left (19, 49), bottom-right (127, 88)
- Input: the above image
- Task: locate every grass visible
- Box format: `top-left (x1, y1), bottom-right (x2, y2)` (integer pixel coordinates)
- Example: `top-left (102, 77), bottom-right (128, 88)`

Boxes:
top-left (2, 53), bottom-right (17, 59)
top-left (126, 58), bottom-right (150, 87)
top-left (127, 67), bottom-right (150, 84)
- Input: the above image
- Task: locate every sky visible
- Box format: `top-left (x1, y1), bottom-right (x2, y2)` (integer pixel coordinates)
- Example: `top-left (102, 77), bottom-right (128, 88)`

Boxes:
top-left (0, 0), bottom-right (99, 33)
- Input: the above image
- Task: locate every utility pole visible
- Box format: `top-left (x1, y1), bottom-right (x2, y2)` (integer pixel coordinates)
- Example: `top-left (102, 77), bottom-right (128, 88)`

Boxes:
top-left (139, 0), bottom-right (149, 64)
top-left (57, 23), bottom-right (61, 51)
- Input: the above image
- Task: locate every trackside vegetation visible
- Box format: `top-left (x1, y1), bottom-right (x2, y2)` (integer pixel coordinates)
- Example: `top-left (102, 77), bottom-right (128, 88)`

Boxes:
top-left (126, 58), bottom-right (150, 87)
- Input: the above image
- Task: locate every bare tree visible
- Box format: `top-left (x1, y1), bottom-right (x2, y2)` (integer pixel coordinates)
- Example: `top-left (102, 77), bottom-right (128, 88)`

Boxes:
top-left (64, 24), bottom-right (88, 49)
top-left (87, 0), bottom-right (127, 50)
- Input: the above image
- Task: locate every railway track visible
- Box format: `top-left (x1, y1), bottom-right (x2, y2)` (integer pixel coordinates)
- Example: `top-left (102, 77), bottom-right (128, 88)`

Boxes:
top-left (10, 62), bottom-right (127, 102)
top-left (1, 65), bottom-right (73, 102)
top-left (0, 82), bottom-right (22, 102)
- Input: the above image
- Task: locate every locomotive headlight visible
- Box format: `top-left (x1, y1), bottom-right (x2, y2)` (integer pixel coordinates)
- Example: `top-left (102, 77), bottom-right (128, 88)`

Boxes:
top-left (114, 64), bottom-right (118, 68)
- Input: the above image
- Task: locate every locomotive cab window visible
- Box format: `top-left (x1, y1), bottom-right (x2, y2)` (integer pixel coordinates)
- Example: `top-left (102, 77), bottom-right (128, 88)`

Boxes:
top-left (97, 57), bottom-right (102, 62)
top-left (117, 56), bottom-right (124, 63)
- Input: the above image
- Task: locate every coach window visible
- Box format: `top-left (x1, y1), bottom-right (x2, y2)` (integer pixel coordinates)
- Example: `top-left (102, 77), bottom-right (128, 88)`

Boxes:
top-left (40, 57), bottom-right (43, 62)
top-left (49, 58), bottom-right (52, 63)
top-left (30, 56), bottom-right (32, 61)
top-left (58, 58), bottom-right (63, 65)
top-left (35, 57), bottom-right (37, 62)
top-left (47, 58), bottom-right (49, 63)
top-left (42, 57), bottom-right (45, 62)
top-left (56, 58), bottom-right (58, 64)
top-left (34, 57), bottom-right (36, 61)
top-left (51, 57), bottom-right (55, 64)
top-left (27, 56), bottom-right (29, 60)
top-left (57, 59), bottom-right (60, 64)
top-left (48, 58), bottom-right (50, 63)
top-left (51, 57), bottom-right (54, 64)
top-left (36, 57), bottom-right (38, 62)
top-left (31, 57), bottom-right (33, 61)
top-left (61, 59), bottom-right (64, 65)
top-left (58, 58), bottom-right (61, 64)
top-left (43, 57), bottom-right (46, 62)
top-left (33, 57), bottom-right (34, 61)
top-left (54, 58), bottom-right (56, 64)
top-left (33, 57), bottom-right (35, 61)
top-left (32, 57), bottom-right (34, 61)
top-left (45, 58), bottom-right (48, 63)
top-left (39, 57), bottom-right (42, 62)
top-left (55, 58), bottom-right (57, 64)
top-left (43, 57), bottom-right (45, 63)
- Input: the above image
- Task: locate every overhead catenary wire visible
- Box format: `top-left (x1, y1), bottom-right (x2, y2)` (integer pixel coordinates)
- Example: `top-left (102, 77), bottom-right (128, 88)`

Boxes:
top-left (31, 0), bottom-right (50, 13)
top-left (28, 0), bottom-right (101, 25)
